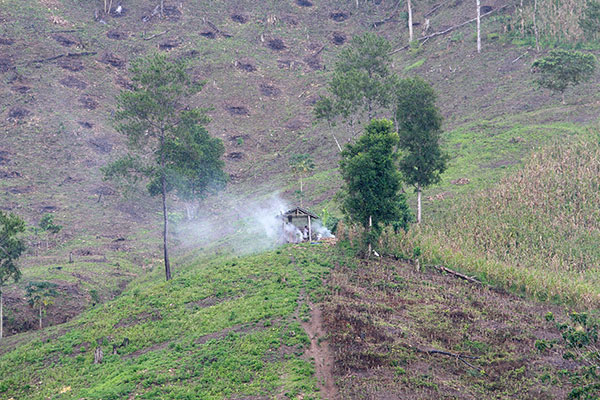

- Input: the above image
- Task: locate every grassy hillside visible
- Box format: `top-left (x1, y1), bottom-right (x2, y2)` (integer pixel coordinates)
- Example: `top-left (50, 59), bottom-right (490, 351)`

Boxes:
top-left (0, 243), bottom-right (590, 399)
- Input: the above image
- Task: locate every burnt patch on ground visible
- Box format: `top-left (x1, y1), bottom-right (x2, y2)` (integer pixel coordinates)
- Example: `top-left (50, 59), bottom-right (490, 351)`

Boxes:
top-left (0, 150), bottom-right (11, 165)
top-left (480, 5), bottom-right (493, 13)
top-left (0, 37), bottom-right (14, 45)
top-left (230, 13), bottom-right (248, 23)
top-left (199, 31), bottom-right (216, 39)
top-left (330, 11), bottom-right (349, 22)
top-left (226, 152), bottom-right (244, 161)
top-left (296, 0), bottom-right (313, 6)
top-left (285, 117), bottom-right (309, 131)
top-left (60, 76), bottom-right (87, 90)
top-left (267, 38), bottom-right (286, 51)
top-left (100, 52), bottom-right (125, 68)
top-left (0, 171), bottom-right (20, 179)
top-left (0, 57), bottom-right (14, 73)
top-left (304, 55), bottom-right (322, 70)
top-left (159, 39), bottom-right (180, 50)
top-left (236, 59), bottom-right (257, 72)
top-left (106, 30), bottom-right (127, 40)
top-left (11, 85), bottom-right (30, 93)
top-left (259, 82), bottom-right (281, 97)
top-left (7, 107), bottom-right (30, 120)
top-left (226, 104), bottom-right (250, 116)
top-left (88, 137), bottom-right (114, 154)
top-left (79, 95), bottom-right (99, 110)
top-left (163, 5), bottom-right (182, 20)
top-left (58, 57), bottom-right (84, 71)
top-left (53, 35), bottom-right (77, 47)
top-left (78, 121), bottom-right (94, 129)
top-left (332, 31), bottom-right (347, 45)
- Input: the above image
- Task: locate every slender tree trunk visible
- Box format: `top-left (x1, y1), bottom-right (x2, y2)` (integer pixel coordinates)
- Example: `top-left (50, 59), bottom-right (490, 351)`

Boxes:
top-left (1, 290), bottom-right (3, 339)
top-left (407, 0), bottom-right (414, 43)
top-left (368, 215), bottom-right (373, 257)
top-left (160, 0), bottom-right (164, 17)
top-left (417, 184), bottom-right (422, 224)
top-left (160, 133), bottom-right (171, 281)
top-left (561, 91), bottom-right (566, 104)
top-left (332, 134), bottom-right (342, 152)
top-left (300, 177), bottom-right (303, 207)
top-left (533, 0), bottom-right (540, 52)
top-left (39, 304), bottom-right (42, 329)
top-left (476, 0), bottom-right (481, 53)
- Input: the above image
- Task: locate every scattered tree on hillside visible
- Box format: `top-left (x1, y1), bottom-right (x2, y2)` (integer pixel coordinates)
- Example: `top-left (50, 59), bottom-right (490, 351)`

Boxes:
top-left (314, 33), bottom-right (397, 139)
top-left (531, 49), bottom-right (597, 104)
top-left (339, 119), bottom-right (412, 257)
top-left (0, 211), bottom-right (25, 339)
top-left (25, 281), bottom-right (58, 330)
top-left (395, 77), bottom-right (448, 224)
top-left (289, 154), bottom-right (315, 208)
top-left (39, 213), bottom-right (62, 249)
top-left (103, 53), bottom-right (226, 281)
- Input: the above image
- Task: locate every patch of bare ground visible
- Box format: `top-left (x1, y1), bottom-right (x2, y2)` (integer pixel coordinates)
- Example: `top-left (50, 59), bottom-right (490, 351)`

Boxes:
top-left (321, 256), bottom-right (581, 399)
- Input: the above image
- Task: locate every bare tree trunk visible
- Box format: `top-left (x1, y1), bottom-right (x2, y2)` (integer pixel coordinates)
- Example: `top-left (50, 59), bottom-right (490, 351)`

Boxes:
top-left (160, 0), bottom-right (164, 17)
top-left (332, 134), bottom-right (342, 152)
top-left (1, 290), bottom-right (3, 339)
top-left (300, 177), bottom-right (303, 207)
top-left (39, 304), bottom-right (43, 329)
top-left (476, 0), bottom-right (481, 53)
top-left (416, 184), bottom-right (422, 224)
top-left (160, 132), bottom-right (171, 281)
top-left (533, 0), bottom-right (540, 52)
top-left (561, 91), bottom-right (566, 104)
top-left (407, 0), bottom-right (414, 43)
top-left (368, 215), bottom-right (373, 257)
top-left (356, 0), bottom-right (359, 8)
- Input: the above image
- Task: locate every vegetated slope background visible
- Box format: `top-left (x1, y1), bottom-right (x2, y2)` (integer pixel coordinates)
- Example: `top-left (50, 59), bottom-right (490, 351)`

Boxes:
top-left (1, 0), bottom-right (600, 397)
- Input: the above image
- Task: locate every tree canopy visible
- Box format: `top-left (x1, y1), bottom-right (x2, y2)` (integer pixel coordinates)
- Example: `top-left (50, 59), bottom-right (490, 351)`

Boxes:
top-left (339, 119), bottom-right (412, 255)
top-left (531, 49), bottom-right (597, 104)
top-left (314, 33), bottom-right (397, 134)
top-left (104, 53), bottom-right (226, 280)
top-left (395, 77), bottom-right (447, 223)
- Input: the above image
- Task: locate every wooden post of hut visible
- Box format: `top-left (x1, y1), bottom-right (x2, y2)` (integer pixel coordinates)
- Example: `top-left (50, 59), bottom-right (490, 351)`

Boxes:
top-left (281, 207), bottom-right (319, 243)
top-left (308, 214), bottom-right (312, 242)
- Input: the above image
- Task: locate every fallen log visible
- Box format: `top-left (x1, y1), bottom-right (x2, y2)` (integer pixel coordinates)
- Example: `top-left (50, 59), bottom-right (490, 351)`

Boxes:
top-left (416, 347), bottom-right (481, 370)
top-left (428, 264), bottom-right (482, 284)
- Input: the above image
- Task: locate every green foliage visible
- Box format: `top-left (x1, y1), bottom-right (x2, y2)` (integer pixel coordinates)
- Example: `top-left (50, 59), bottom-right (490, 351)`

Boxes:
top-left (395, 76), bottom-right (448, 192)
top-left (314, 32), bottom-right (397, 130)
top-left (531, 49), bottom-right (597, 101)
top-left (289, 154), bottom-right (315, 177)
top-left (25, 281), bottom-right (58, 309)
top-left (39, 213), bottom-right (62, 234)
top-left (580, 0), bottom-right (600, 41)
top-left (339, 119), bottom-right (412, 253)
top-left (0, 211), bottom-right (26, 288)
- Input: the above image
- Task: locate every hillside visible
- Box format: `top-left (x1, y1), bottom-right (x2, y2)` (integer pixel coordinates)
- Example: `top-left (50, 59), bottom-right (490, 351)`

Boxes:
top-left (1, 0), bottom-right (600, 398)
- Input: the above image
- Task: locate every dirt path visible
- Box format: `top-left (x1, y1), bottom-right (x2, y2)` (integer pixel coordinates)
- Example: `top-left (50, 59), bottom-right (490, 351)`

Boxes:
top-left (300, 301), bottom-right (338, 400)
top-left (290, 256), bottom-right (337, 400)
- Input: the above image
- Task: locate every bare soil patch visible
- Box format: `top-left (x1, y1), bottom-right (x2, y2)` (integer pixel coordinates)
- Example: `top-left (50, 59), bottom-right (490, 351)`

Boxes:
top-left (0, 57), bottom-right (14, 73)
top-left (106, 30), bottom-right (127, 40)
top-left (60, 75), bottom-right (87, 90)
top-left (0, 150), bottom-right (11, 165)
top-left (230, 13), bottom-right (248, 23)
top-left (7, 107), bottom-right (30, 120)
top-left (332, 31), bottom-right (346, 45)
top-left (79, 95), bottom-right (99, 110)
top-left (114, 310), bottom-right (162, 329)
top-left (100, 52), bottom-right (125, 68)
top-left (329, 11), bottom-right (349, 22)
top-left (163, 5), bottom-right (181, 21)
top-left (296, 0), bottom-right (314, 7)
top-left (236, 59), bottom-right (257, 72)
top-left (11, 85), bottom-right (31, 93)
top-left (267, 38), bottom-right (286, 51)
top-left (87, 137), bottom-right (114, 154)
top-left (58, 57), bottom-right (84, 71)
top-left (259, 82), bottom-right (281, 97)
top-left (226, 104), bottom-right (250, 116)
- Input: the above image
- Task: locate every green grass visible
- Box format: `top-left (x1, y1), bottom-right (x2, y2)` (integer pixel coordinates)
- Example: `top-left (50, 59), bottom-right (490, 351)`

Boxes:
top-left (0, 246), bottom-right (336, 399)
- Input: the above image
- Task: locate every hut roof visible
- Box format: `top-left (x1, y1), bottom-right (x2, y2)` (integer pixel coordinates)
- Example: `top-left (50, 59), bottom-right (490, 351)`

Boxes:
top-left (283, 207), bottom-right (319, 219)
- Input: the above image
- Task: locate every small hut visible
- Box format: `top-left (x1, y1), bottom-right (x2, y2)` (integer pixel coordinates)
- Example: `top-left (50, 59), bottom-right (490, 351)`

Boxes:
top-left (281, 207), bottom-right (319, 242)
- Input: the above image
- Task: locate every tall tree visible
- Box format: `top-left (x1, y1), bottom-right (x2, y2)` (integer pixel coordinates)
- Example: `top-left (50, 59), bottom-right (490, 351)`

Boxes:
top-left (407, 0), bottom-right (414, 43)
top-left (339, 119), bottom-right (412, 256)
top-left (531, 49), bottom-right (597, 104)
top-left (395, 77), bottom-right (447, 224)
top-left (25, 281), bottom-right (58, 330)
top-left (289, 154), bottom-right (315, 208)
top-left (314, 33), bottom-right (397, 140)
top-left (476, 0), bottom-right (481, 53)
top-left (0, 211), bottom-right (25, 339)
top-left (104, 53), bottom-right (226, 281)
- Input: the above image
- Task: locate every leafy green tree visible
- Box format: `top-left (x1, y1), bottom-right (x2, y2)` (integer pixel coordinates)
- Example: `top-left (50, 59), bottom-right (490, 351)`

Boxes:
top-left (25, 281), bottom-right (58, 330)
top-left (0, 211), bottom-right (25, 339)
top-left (531, 49), bottom-right (597, 104)
top-left (395, 77), bottom-right (448, 224)
top-left (580, 0), bottom-right (600, 41)
top-left (339, 119), bottom-right (412, 256)
top-left (289, 154), bottom-right (315, 207)
top-left (103, 53), bottom-right (226, 281)
top-left (314, 33), bottom-right (398, 140)
top-left (39, 213), bottom-right (62, 249)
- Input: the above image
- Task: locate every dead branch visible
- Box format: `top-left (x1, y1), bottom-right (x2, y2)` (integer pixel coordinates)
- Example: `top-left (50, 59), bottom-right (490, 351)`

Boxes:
top-left (26, 51), bottom-right (97, 66)
top-left (390, 3), bottom-right (511, 54)
top-left (143, 30), bottom-right (168, 41)
top-left (205, 20), bottom-right (233, 38)
top-left (416, 347), bottom-right (480, 370)
top-left (313, 45), bottom-right (326, 57)
top-left (512, 49), bottom-right (530, 63)
top-left (424, 0), bottom-right (450, 17)
top-left (428, 264), bottom-right (482, 284)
